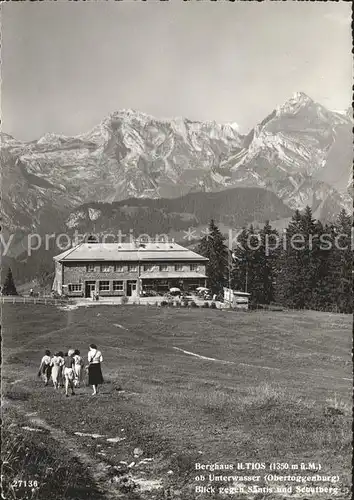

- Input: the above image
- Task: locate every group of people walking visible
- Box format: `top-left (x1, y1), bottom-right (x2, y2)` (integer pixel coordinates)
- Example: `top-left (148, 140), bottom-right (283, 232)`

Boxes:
top-left (38, 344), bottom-right (104, 396)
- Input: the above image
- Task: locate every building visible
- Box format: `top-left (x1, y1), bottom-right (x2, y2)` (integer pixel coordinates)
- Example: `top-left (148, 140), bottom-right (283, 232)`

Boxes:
top-left (223, 287), bottom-right (250, 310)
top-left (52, 241), bottom-right (208, 298)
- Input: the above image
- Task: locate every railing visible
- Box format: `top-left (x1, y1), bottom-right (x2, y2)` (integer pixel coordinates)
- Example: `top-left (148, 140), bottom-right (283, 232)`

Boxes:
top-left (0, 296), bottom-right (73, 306)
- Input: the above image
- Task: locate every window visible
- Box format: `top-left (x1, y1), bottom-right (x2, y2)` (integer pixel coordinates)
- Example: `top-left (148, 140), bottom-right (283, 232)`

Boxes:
top-left (159, 264), bottom-right (168, 272)
top-left (113, 281), bottom-right (124, 291)
top-left (99, 281), bottom-right (110, 291)
top-left (86, 264), bottom-right (95, 272)
top-left (100, 264), bottom-right (110, 272)
top-left (143, 264), bottom-right (154, 272)
top-left (114, 264), bottom-right (124, 272)
top-left (68, 284), bottom-right (82, 292)
top-left (175, 264), bottom-right (184, 272)
top-left (190, 264), bottom-right (198, 272)
top-left (128, 264), bottom-right (138, 272)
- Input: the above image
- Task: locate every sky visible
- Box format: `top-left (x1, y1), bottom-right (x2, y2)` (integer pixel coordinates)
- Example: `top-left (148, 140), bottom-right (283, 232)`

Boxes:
top-left (1, 1), bottom-right (352, 141)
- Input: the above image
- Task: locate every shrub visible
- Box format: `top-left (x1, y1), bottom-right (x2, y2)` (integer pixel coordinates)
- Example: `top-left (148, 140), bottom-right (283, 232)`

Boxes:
top-left (190, 301), bottom-right (198, 308)
top-left (210, 302), bottom-right (217, 309)
top-left (202, 302), bottom-right (210, 308)
top-left (120, 295), bottom-right (129, 305)
top-left (181, 300), bottom-right (189, 308)
top-left (160, 300), bottom-right (168, 307)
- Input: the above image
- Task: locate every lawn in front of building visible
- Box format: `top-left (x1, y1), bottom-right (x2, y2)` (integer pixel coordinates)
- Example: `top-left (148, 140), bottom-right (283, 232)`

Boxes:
top-left (2, 304), bottom-right (352, 499)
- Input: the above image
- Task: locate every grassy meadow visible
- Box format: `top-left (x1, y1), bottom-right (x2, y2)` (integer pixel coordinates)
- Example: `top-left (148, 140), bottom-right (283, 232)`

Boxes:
top-left (2, 303), bottom-right (352, 499)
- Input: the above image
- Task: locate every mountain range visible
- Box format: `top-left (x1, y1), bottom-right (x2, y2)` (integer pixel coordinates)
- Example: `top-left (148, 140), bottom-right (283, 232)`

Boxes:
top-left (1, 92), bottom-right (352, 252)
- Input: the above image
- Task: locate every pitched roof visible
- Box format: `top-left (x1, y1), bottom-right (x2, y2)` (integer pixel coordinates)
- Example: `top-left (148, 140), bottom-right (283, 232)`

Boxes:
top-left (54, 242), bottom-right (208, 262)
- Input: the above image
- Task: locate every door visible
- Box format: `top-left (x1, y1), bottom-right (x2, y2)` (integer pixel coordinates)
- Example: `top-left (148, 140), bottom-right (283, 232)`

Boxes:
top-left (126, 281), bottom-right (137, 297)
top-left (85, 281), bottom-right (96, 298)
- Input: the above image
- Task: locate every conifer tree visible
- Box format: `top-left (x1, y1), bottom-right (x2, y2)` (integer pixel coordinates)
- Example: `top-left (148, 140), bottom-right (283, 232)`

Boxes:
top-left (228, 206), bottom-right (351, 313)
top-left (2, 267), bottom-right (18, 296)
top-left (309, 221), bottom-right (336, 311)
top-left (299, 206), bottom-right (322, 308)
top-left (231, 222), bottom-right (279, 304)
top-left (276, 209), bottom-right (309, 308)
top-left (230, 226), bottom-right (253, 294)
top-left (276, 206), bottom-right (352, 312)
top-left (197, 219), bottom-right (229, 294)
top-left (332, 209), bottom-right (352, 313)
top-left (257, 221), bottom-right (279, 304)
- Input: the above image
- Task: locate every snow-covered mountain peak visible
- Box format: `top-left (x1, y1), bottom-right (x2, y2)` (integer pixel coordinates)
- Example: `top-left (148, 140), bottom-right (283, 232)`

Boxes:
top-left (274, 92), bottom-right (351, 129)
top-left (276, 92), bottom-right (314, 116)
top-left (292, 91), bottom-right (313, 104)
top-left (228, 122), bottom-right (240, 131)
top-left (107, 109), bottom-right (152, 124)
top-left (0, 132), bottom-right (17, 145)
top-left (37, 132), bottom-right (70, 145)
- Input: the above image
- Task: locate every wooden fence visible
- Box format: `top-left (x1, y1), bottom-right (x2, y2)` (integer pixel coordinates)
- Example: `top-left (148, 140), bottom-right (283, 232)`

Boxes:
top-left (0, 296), bottom-right (350, 315)
top-left (0, 296), bottom-right (73, 306)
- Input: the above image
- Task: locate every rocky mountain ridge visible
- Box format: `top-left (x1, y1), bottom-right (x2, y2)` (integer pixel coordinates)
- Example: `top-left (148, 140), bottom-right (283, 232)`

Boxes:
top-left (1, 92), bottom-right (352, 235)
top-left (218, 92), bottom-right (352, 219)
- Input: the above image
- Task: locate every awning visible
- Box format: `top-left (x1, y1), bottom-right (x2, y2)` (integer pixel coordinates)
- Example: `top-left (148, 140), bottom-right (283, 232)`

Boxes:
top-left (141, 272), bottom-right (206, 279)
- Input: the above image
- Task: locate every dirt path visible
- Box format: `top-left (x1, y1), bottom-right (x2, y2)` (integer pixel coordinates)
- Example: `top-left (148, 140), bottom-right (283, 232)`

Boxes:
top-left (3, 398), bottom-right (164, 500)
top-left (30, 416), bottom-right (125, 499)
top-left (173, 346), bottom-right (352, 382)
top-left (4, 399), bottom-right (126, 499)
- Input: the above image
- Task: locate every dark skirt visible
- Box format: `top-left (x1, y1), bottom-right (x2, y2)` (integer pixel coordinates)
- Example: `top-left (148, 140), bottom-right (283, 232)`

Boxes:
top-left (42, 364), bottom-right (52, 378)
top-left (88, 363), bottom-right (104, 385)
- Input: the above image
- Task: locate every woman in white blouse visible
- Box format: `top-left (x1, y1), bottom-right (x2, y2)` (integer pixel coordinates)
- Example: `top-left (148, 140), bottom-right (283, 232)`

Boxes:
top-left (87, 343), bottom-right (104, 395)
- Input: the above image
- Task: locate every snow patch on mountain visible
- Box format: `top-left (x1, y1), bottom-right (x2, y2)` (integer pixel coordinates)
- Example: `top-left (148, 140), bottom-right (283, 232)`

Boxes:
top-left (88, 208), bottom-right (101, 221)
top-left (66, 211), bottom-right (87, 229)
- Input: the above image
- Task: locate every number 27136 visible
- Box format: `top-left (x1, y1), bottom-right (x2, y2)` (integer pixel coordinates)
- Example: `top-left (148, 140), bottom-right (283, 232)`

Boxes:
top-left (12, 480), bottom-right (39, 488)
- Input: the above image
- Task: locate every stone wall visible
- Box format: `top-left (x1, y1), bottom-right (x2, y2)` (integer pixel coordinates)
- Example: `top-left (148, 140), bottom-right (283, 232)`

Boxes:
top-left (61, 261), bottom-right (206, 297)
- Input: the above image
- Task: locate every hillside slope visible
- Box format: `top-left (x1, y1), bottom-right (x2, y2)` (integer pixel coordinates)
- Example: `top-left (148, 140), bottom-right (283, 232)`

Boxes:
top-left (65, 187), bottom-right (294, 236)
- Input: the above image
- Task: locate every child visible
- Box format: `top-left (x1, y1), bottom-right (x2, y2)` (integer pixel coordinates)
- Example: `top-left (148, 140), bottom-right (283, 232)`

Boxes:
top-left (50, 352), bottom-right (65, 389)
top-left (73, 349), bottom-right (84, 387)
top-left (63, 349), bottom-right (76, 397)
top-left (38, 350), bottom-right (52, 386)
